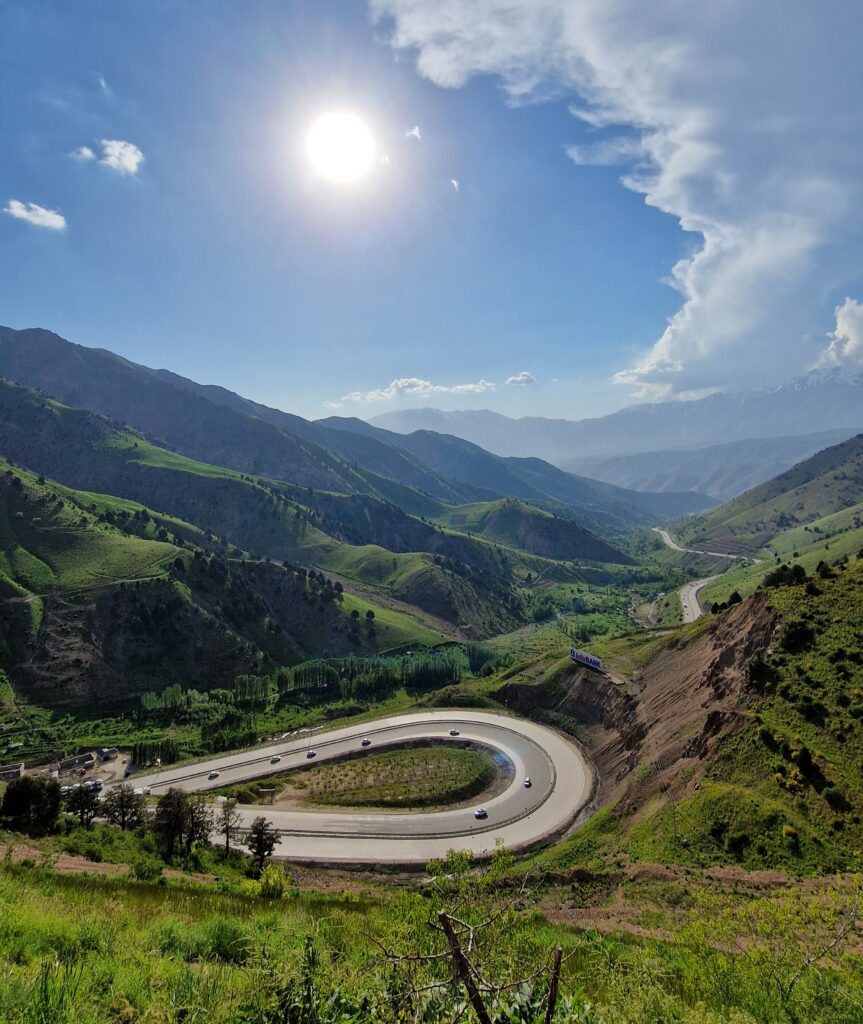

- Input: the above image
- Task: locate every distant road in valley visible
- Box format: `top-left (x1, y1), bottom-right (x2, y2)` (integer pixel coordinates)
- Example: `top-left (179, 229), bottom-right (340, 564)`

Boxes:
top-left (653, 527), bottom-right (738, 560)
top-left (653, 527), bottom-right (737, 623)
top-left (125, 710), bottom-right (593, 865)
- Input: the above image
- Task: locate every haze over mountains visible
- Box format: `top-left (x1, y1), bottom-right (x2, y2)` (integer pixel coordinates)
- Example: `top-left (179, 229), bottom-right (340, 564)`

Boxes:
top-left (371, 372), bottom-right (863, 501)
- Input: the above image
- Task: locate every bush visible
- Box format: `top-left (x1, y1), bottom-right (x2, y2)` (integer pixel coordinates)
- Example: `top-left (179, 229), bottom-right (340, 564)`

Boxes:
top-left (131, 857), bottom-right (162, 882)
top-left (779, 619), bottom-right (815, 653)
top-left (259, 862), bottom-right (289, 899)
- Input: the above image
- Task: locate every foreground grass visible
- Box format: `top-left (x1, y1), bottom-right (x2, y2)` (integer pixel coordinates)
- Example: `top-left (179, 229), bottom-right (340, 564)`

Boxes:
top-left (1, 857), bottom-right (862, 1023)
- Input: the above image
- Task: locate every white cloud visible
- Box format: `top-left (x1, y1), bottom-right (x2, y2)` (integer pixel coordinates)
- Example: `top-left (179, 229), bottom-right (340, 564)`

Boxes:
top-left (99, 139), bottom-right (144, 174)
top-left (95, 72), bottom-right (109, 92)
top-left (450, 178), bottom-right (460, 191)
top-left (505, 370), bottom-right (536, 386)
top-left (331, 377), bottom-right (495, 405)
top-left (372, 0), bottom-right (863, 397)
top-left (820, 298), bottom-right (863, 369)
top-left (3, 200), bottom-right (66, 231)
top-left (406, 125), bottom-right (422, 140)
top-left (71, 138), bottom-right (145, 175)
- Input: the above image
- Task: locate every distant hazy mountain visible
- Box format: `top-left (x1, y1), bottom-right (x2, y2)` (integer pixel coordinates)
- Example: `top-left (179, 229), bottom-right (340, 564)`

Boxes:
top-left (370, 370), bottom-right (863, 463)
top-left (563, 429), bottom-right (857, 502)
top-left (319, 417), bottom-right (714, 529)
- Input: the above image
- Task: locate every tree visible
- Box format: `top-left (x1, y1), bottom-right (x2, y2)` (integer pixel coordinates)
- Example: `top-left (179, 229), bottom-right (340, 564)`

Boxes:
top-left (246, 815), bottom-right (279, 874)
top-left (218, 800), bottom-right (242, 856)
top-left (103, 783), bottom-right (148, 831)
top-left (365, 609), bottom-right (375, 621)
top-left (183, 795), bottom-right (215, 857)
top-left (1, 776), bottom-right (60, 835)
top-left (152, 787), bottom-right (189, 860)
top-left (66, 785), bottom-right (100, 828)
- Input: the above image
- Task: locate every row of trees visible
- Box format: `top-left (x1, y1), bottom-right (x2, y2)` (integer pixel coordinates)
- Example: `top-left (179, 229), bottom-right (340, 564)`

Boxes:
top-left (0, 777), bottom-right (281, 874)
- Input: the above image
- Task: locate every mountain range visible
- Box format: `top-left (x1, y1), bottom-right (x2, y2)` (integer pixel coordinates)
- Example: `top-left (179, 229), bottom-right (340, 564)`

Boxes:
top-left (563, 429), bottom-right (858, 502)
top-left (0, 326), bottom-right (710, 531)
top-left (370, 370), bottom-right (863, 466)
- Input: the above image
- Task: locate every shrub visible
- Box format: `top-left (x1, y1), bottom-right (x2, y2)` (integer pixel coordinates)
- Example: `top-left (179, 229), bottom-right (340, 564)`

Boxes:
top-left (779, 619), bottom-right (815, 653)
top-left (131, 857), bottom-right (162, 882)
top-left (259, 862), bottom-right (289, 899)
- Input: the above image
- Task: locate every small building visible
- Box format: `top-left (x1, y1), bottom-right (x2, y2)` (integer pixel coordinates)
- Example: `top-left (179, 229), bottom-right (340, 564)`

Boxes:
top-left (98, 747), bottom-right (119, 762)
top-left (0, 762), bottom-right (24, 782)
top-left (56, 752), bottom-right (96, 774)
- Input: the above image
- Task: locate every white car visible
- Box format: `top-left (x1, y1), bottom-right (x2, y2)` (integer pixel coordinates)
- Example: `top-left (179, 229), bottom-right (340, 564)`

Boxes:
top-left (449, 728), bottom-right (460, 736)
top-left (306, 750), bottom-right (317, 759)
top-left (474, 808), bottom-right (488, 820)
top-left (361, 737), bottom-right (371, 747)
top-left (208, 770), bottom-right (220, 780)
top-left (270, 755), bottom-right (282, 764)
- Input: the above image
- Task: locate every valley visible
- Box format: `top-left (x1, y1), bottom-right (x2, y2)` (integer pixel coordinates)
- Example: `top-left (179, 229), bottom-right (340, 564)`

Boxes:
top-left (1, 328), bottom-right (863, 1024)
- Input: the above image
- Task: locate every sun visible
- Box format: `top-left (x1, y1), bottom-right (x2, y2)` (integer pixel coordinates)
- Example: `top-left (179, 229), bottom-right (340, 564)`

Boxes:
top-left (306, 112), bottom-right (376, 183)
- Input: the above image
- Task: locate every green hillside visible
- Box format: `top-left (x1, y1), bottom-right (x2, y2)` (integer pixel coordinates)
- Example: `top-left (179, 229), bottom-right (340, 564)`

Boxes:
top-left (701, 500), bottom-right (863, 606)
top-left (0, 462), bottom-right (446, 709)
top-left (0, 379), bottom-right (525, 635)
top-left (678, 433), bottom-right (863, 553)
top-left (430, 497), bottom-right (634, 563)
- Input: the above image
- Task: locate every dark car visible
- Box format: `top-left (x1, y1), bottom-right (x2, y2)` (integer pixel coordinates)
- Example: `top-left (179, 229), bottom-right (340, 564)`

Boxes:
top-left (306, 750), bottom-right (317, 759)
top-left (474, 808), bottom-right (488, 820)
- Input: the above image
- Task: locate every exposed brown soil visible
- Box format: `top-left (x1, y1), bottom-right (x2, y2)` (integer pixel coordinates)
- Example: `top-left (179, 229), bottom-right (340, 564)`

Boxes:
top-left (496, 594), bottom-right (778, 813)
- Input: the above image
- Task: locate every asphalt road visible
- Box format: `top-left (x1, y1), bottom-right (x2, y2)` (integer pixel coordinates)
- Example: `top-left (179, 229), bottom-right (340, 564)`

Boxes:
top-left (652, 527), bottom-right (737, 560)
top-left (653, 527), bottom-right (735, 623)
top-left (679, 576), bottom-right (720, 623)
top-left (127, 710), bottom-right (593, 865)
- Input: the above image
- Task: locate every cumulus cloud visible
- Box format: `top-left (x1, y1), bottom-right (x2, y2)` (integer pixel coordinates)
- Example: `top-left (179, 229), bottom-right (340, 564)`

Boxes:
top-left (71, 139), bottom-right (144, 175)
top-left (99, 139), bottom-right (144, 174)
top-left (4, 199), bottom-right (66, 230)
top-left (330, 376), bottom-right (495, 406)
top-left (505, 370), bottom-right (536, 386)
top-left (820, 298), bottom-right (863, 369)
top-left (372, 0), bottom-right (863, 397)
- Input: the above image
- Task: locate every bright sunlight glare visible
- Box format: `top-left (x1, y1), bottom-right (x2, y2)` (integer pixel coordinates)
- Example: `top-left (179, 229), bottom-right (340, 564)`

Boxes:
top-left (306, 112), bottom-right (376, 183)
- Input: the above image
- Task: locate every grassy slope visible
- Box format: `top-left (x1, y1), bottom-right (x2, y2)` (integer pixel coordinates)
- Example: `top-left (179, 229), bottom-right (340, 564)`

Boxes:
top-left (0, 379), bottom-right (520, 635)
top-left (678, 433), bottom-right (863, 553)
top-left (700, 501), bottom-right (863, 605)
top-left (429, 497), bottom-right (633, 564)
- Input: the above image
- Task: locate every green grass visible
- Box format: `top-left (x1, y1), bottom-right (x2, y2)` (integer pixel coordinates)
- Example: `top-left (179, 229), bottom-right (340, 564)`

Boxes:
top-left (0, 460), bottom-right (179, 594)
top-left (0, 852), bottom-right (862, 1023)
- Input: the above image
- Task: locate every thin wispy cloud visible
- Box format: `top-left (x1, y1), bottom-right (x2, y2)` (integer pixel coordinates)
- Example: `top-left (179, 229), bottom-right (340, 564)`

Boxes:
top-left (450, 178), bottom-right (460, 191)
top-left (505, 370), bottom-right (536, 386)
top-left (327, 376), bottom-right (495, 407)
top-left (70, 145), bottom-right (95, 161)
top-left (4, 199), bottom-right (66, 230)
top-left (373, 0), bottom-right (863, 398)
top-left (405, 125), bottom-right (422, 140)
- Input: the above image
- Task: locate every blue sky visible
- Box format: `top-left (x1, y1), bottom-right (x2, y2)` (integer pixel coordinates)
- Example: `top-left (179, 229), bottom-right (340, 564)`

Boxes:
top-left (2, 1), bottom-right (861, 421)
